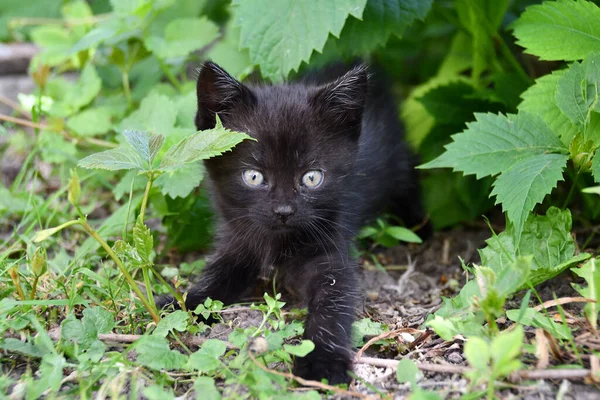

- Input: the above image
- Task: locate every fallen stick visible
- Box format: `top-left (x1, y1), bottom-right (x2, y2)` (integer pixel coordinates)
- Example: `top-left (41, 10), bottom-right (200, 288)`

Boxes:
top-left (355, 356), bottom-right (592, 381)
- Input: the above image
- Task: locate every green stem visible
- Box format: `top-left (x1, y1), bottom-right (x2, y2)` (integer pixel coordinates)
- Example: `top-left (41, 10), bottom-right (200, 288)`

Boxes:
top-left (122, 71), bottom-right (132, 106)
top-left (139, 174), bottom-right (154, 223)
top-left (149, 265), bottom-right (187, 312)
top-left (80, 219), bottom-right (160, 323)
top-left (142, 267), bottom-right (157, 310)
top-left (159, 61), bottom-right (182, 91)
top-left (562, 172), bottom-right (580, 209)
top-left (30, 275), bottom-right (39, 300)
top-left (493, 33), bottom-right (531, 86)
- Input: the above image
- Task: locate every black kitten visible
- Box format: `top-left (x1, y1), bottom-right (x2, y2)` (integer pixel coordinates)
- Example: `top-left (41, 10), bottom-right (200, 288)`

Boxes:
top-left (159, 61), bottom-right (428, 384)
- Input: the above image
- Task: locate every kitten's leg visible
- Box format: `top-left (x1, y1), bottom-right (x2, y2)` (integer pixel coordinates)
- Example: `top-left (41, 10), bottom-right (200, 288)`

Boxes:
top-left (293, 256), bottom-right (359, 384)
top-left (156, 252), bottom-right (257, 311)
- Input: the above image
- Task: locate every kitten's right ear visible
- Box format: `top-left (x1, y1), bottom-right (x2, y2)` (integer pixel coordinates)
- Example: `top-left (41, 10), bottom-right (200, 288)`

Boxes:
top-left (195, 61), bottom-right (255, 130)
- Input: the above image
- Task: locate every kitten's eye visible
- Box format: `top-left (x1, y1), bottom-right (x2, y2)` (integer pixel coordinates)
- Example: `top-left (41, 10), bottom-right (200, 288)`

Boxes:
top-left (301, 170), bottom-right (324, 188)
top-left (242, 169), bottom-right (265, 187)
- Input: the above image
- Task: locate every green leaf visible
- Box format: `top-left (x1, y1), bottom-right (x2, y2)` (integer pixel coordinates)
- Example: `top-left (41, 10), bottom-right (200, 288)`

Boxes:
top-left (193, 377), bottom-right (221, 400)
top-left (61, 313), bottom-right (98, 350)
top-left (82, 307), bottom-right (115, 334)
top-left (571, 258), bottom-right (600, 329)
top-left (187, 339), bottom-right (227, 373)
top-left (144, 17), bottom-right (220, 60)
top-left (511, 0), bottom-right (600, 61)
top-left (78, 145), bottom-right (145, 171)
top-left (1, 338), bottom-right (46, 358)
top-left (67, 108), bottom-right (112, 137)
top-left (155, 163), bottom-right (205, 199)
top-left (490, 153), bottom-right (568, 244)
top-left (385, 226), bottom-right (422, 244)
top-left (329, 0), bottom-right (433, 56)
top-left (506, 308), bottom-right (571, 340)
top-left (123, 130), bottom-right (165, 167)
top-left (30, 25), bottom-right (75, 66)
top-left (479, 207), bottom-right (591, 288)
top-left (556, 55), bottom-right (600, 135)
top-left (592, 150), bottom-right (600, 182)
top-left (27, 353), bottom-right (66, 399)
top-left (357, 226), bottom-right (378, 239)
top-left (49, 63), bottom-right (102, 117)
top-left (206, 23), bottom-right (253, 81)
top-left (133, 217), bottom-right (153, 264)
top-left (233, 0), bottom-right (367, 80)
top-left (153, 310), bottom-right (189, 337)
top-left (490, 326), bottom-right (523, 378)
top-left (519, 70), bottom-right (578, 146)
top-left (420, 112), bottom-right (567, 178)
top-left (38, 131), bottom-right (77, 164)
top-left (159, 116), bottom-right (253, 170)
top-left (283, 340), bottom-right (315, 357)
top-left (350, 318), bottom-right (385, 347)
top-left (464, 336), bottom-right (489, 371)
top-left (396, 358), bottom-right (420, 385)
top-left (143, 385), bottom-right (175, 400)
top-left (135, 335), bottom-right (187, 370)
top-left (119, 93), bottom-right (178, 135)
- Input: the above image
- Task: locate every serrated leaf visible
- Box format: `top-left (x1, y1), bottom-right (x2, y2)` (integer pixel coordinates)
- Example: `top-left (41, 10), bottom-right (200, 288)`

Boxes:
top-left (133, 217), bottom-right (153, 264)
top-left (491, 154), bottom-right (568, 244)
top-left (135, 335), bottom-right (187, 370)
top-left (159, 117), bottom-right (253, 170)
top-left (506, 307), bottom-right (571, 340)
top-left (329, 0), bottom-right (433, 56)
top-left (119, 93), bottom-right (177, 135)
top-left (155, 163), bottom-right (204, 199)
top-left (82, 307), bottom-right (115, 334)
top-left (479, 207), bottom-right (591, 288)
top-left (233, 0), bottom-right (367, 81)
top-left (511, 0), bottom-right (600, 61)
top-left (67, 108), bottom-right (112, 137)
top-left (153, 310), bottom-right (189, 337)
top-left (519, 70), bottom-right (579, 146)
top-left (420, 112), bottom-right (567, 177)
top-left (556, 55), bottom-right (600, 136)
top-left (396, 358), bottom-right (420, 385)
top-left (187, 339), bottom-right (227, 373)
top-left (144, 17), bottom-right (220, 60)
top-left (284, 340), bottom-right (315, 357)
top-left (385, 226), bottom-right (422, 243)
top-left (351, 318), bottom-right (385, 347)
top-left (49, 63), bottom-right (101, 117)
top-left (571, 258), bottom-right (600, 329)
top-left (206, 23), bottom-right (253, 81)
top-left (121, 130), bottom-right (164, 167)
top-left (78, 145), bottom-right (145, 171)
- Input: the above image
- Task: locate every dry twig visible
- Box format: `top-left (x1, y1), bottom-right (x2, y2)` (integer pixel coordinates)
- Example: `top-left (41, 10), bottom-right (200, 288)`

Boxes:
top-left (533, 297), bottom-right (596, 312)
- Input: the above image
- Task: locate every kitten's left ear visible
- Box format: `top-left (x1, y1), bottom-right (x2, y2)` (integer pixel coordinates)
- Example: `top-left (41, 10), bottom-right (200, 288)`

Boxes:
top-left (310, 64), bottom-right (369, 133)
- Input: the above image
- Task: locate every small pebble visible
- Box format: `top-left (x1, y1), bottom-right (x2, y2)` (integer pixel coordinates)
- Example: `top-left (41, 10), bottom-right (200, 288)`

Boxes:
top-left (446, 352), bottom-right (463, 364)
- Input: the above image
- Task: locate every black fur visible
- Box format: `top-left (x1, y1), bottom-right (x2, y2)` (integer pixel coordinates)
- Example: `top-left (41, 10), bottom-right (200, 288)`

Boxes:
top-left (158, 61), bottom-right (428, 384)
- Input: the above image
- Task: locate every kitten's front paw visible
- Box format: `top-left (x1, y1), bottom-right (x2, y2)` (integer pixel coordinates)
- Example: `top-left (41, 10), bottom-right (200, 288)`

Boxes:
top-left (293, 349), bottom-right (352, 385)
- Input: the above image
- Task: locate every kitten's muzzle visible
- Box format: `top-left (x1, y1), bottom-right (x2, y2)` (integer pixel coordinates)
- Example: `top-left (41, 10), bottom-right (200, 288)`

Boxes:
top-left (273, 204), bottom-right (295, 224)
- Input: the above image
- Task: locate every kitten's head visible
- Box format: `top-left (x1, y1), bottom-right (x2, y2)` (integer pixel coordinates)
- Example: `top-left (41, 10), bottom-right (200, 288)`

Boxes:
top-left (196, 62), bottom-right (368, 237)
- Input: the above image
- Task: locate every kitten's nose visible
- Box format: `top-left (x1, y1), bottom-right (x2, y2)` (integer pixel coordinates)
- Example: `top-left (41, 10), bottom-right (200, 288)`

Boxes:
top-left (273, 205), bottom-right (295, 223)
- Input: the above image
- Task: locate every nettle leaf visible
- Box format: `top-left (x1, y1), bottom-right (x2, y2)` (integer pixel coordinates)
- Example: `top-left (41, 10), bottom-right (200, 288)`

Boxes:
top-left (479, 207), bottom-right (591, 288)
top-left (155, 162), bottom-right (204, 199)
top-left (78, 145), bottom-right (145, 171)
top-left (124, 130), bottom-right (165, 166)
top-left (82, 307), bottom-right (115, 334)
top-left (67, 108), bottom-right (112, 137)
top-left (556, 54), bottom-right (600, 136)
top-left (153, 310), bottom-right (189, 337)
top-left (491, 153), bottom-right (568, 244)
top-left (159, 117), bottom-right (253, 170)
top-left (421, 112), bottom-right (568, 242)
top-left (119, 93), bottom-right (178, 135)
top-left (187, 339), bottom-right (227, 373)
top-left (135, 335), bottom-right (187, 370)
top-left (511, 0), bottom-right (600, 61)
top-left (330, 0), bottom-right (433, 56)
top-left (233, 0), bottom-right (367, 81)
top-left (571, 258), bottom-right (600, 329)
top-left (519, 70), bottom-right (578, 146)
top-left (133, 217), bottom-right (153, 264)
top-left (144, 18), bottom-right (220, 60)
